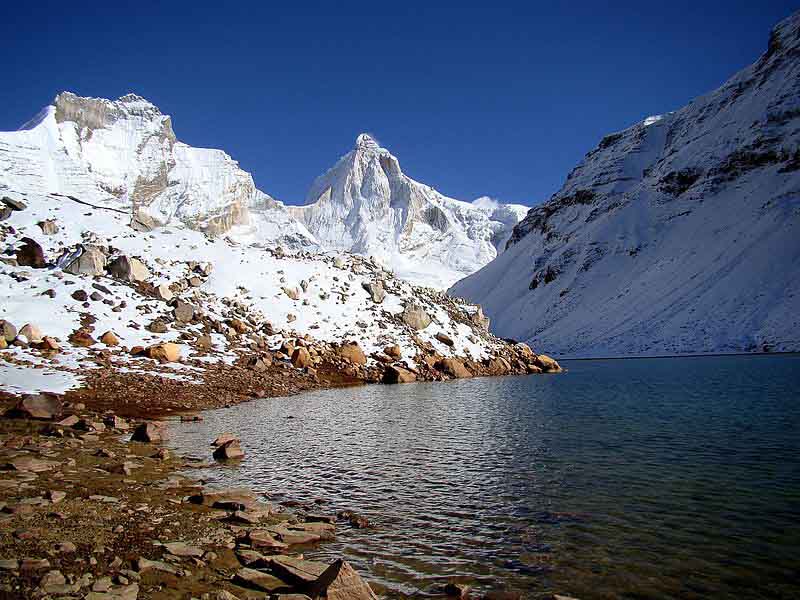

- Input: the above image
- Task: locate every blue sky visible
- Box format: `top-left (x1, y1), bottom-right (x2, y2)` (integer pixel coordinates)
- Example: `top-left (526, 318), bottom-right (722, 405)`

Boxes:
top-left (1, 1), bottom-right (796, 206)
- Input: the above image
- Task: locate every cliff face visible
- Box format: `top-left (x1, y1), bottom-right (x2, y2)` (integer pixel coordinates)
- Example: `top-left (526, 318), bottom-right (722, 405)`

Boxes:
top-left (450, 11), bottom-right (800, 357)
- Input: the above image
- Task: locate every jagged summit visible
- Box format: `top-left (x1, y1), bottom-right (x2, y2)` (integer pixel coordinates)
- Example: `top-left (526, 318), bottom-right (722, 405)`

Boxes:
top-left (289, 134), bottom-right (528, 288)
top-left (451, 10), bottom-right (800, 357)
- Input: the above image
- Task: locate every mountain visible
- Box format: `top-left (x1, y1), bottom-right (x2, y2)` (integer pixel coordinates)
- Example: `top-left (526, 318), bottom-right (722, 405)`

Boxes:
top-left (0, 97), bottom-right (526, 288)
top-left (288, 134), bottom-right (528, 288)
top-left (450, 11), bottom-right (800, 357)
top-left (0, 91), bottom-right (317, 249)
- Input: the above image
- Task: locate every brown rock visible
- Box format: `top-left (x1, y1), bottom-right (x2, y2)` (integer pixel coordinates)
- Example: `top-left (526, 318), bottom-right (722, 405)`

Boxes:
top-left (64, 246), bottom-right (106, 276)
top-left (228, 318), bottom-right (248, 334)
top-left (212, 433), bottom-right (238, 446)
top-left (401, 303), bottom-right (432, 330)
top-left (147, 342), bottom-right (181, 362)
top-left (308, 559), bottom-right (378, 600)
top-left (384, 344), bottom-right (401, 359)
top-left (213, 439), bottom-right (244, 460)
top-left (37, 219), bottom-right (59, 235)
top-left (0, 320), bottom-right (17, 343)
top-left (39, 337), bottom-right (60, 351)
top-left (234, 568), bottom-right (292, 593)
top-left (338, 342), bottom-right (366, 365)
top-left (435, 332), bottom-right (455, 347)
top-left (195, 334), bottom-right (213, 350)
top-left (107, 255), bottom-right (150, 282)
top-left (535, 354), bottom-right (562, 373)
top-left (155, 283), bottom-right (173, 301)
top-left (291, 347), bottom-right (312, 368)
top-left (100, 331), bottom-right (120, 346)
top-left (16, 237), bottom-right (46, 268)
top-left (71, 289), bottom-right (88, 301)
top-left (269, 555), bottom-right (328, 586)
top-left (382, 365), bottom-right (416, 384)
top-left (69, 331), bottom-right (96, 347)
top-left (435, 358), bottom-right (472, 379)
top-left (173, 300), bottom-right (195, 323)
top-left (6, 394), bottom-right (62, 420)
top-left (130, 422), bottom-right (168, 443)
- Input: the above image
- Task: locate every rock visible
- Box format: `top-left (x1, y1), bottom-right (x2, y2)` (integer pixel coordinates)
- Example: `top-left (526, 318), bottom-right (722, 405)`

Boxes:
top-left (338, 342), bottom-right (366, 365)
top-left (535, 354), bottom-right (562, 373)
top-left (470, 306), bottom-right (491, 331)
top-left (130, 422), bottom-right (168, 443)
top-left (19, 558), bottom-right (51, 571)
top-left (0, 205), bottom-right (11, 221)
top-left (188, 489), bottom-right (259, 511)
top-left (515, 343), bottom-right (535, 360)
top-left (37, 219), bottom-right (59, 235)
top-left (173, 300), bottom-right (195, 323)
top-left (384, 344), bottom-right (401, 359)
top-left (48, 491), bottom-right (67, 504)
top-left (443, 582), bottom-right (470, 598)
top-left (361, 281), bottom-right (385, 303)
top-left (212, 433), bottom-right (238, 446)
top-left (108, 256), bottom-right (151, 282)
top-left (40, 569), bottom-right (66, 588)
top-left (213, 439), bottom-right (244, 460)
top-left (0, 320), bottom-right (17, 343)
top-left (196, 334), bottom-right (213, 350)
top-left (64, 246), bottom-right (106, 276)
top-left (147, 319), bottom-right (169, 334)
top-left (188, 276), bottom-right (203, 287)
top-left (247, 530), bottom-right (288, 551)
top-left (2, 196), bottom-right (27, 211)
top-left (382, 365), bottom-right (416, 384)
top-left (93, 577), bottom-right (113, 592)
top-left (0, 559), bottom-right (19, 570)
top-left (247, 356), bottom-right (269, 371)
top-left (136, 557), bottom-right (179, 575)
top-left (435, 358), bottom-right (472, 379)
top-left (283, 286), bottom-right (301, 300)
top-left (69, 331), bottom-right (96, 347)
top-left (401, 303), bottom-right (432, 330)
top-left (155, 284), bottom-right (174, 301)
top-left (56, 415), bottom-right (80, 427)
top-left (131, 208), bottom-right (159, 232)
top-left (269, 555), bottom-right (328, 586)
top-left (6, 394), bottom-right (62, 419)
top-left (234, 568), bottom-right (292, 593)
top-left (16, 237), bottom-right (46, 268)
top-left (266, 522), bottom-right (335, 545)
top-left (100, 331), bottom-right (120, 346)
top-left (147, 342), bottom-right (181, 362)
top-left (163, 542), bottom-right (203, 558)
top-left (333, 256), bottom-right (346, 268)
top-left (0, 337), bottom-right (6, 350)
top-left (435, 332), bottom-right (455, 347)
top-left (337, 510), bottom-right (371, 529)
top-left (228, 318), bottom-right (248, 334)
top-left (40, 336), bottom-right (60, 351)
top-left (71, 289), bottom-right (89, 301)
top-left (308, 559), bottom-right (378, 600)
top-left (90, 291), bottom-right (103, 301)
top-left (291, 347), bottom-right (312, 368)
top-left (85, 583), bottom-right (139, 600)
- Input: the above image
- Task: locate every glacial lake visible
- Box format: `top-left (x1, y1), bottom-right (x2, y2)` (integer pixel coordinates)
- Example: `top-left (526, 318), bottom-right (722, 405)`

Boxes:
top-left (169, 354), bottom-right (800, 599)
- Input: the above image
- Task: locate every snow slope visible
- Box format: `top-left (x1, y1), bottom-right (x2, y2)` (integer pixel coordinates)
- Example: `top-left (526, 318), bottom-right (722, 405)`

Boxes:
top-left (289, 134), bottom-right (528, 288)
top-left (0, 92), bottom-right (317, 249)
top-left (450, 11), bottom-right (800, 357)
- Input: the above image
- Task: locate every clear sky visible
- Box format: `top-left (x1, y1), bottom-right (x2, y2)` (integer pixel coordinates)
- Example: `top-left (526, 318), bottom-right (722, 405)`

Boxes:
top-left (1, 1), bottom-right (796, 206)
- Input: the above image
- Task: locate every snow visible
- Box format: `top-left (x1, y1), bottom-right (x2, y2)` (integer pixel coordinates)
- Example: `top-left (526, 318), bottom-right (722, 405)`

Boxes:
top-left (450, 11), bottom-right (800, 358)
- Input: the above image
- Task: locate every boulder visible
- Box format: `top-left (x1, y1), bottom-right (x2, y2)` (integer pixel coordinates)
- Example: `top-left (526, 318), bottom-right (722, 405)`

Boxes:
top-left (100, 331), bottom-right (120, 346)
top-left (0, 205), bottom-right (11, 221)
top-left (64, 246), bottom-right (106, 276)
top-left (338, 342), bottom-right (366, 365)
top-left (37, 219), bottom-right (59, 235)
top-left (269, 555), bottom-right (328, 587)
top-left (228, 318), bottom-right (248, 334)
top-left (382, 365), bottom-right (416, 384)
top-left (291, 347), bottom-right (312, 368)
top-left (384, 344), bottom-right (401, 359)
top-left (361, 281), bottom-right (385, 303)
top-left (0, 320), bottom-right (17, 343)
top-left (6, 394), bottom-right (62, 420)
top-left (68, 331), bottom-right (96, 347)
top-left (401, 303), bottom-right (432, 330)
top-left (188, 488), bottom-right (259, 511)
top-left (155, 284), bottom-right (174, 301)
top-left (147, 342), bottom-right (181, 362)
top-left (173, 300), bottom-right (195, 323)
top-left (213, 439), bottom-right (244, 460)
top-left (71, 289), bottom-right (88, 301)
top-left (308, 559), bottom-right (378, 600)
top-left (2, 196), bottom-right (27, 211)
top-left (470, 306), bottom-right (491, 331)
top-left (212, 433), bottom-right (238, 446)
top-left (130, 209), bottom-right (159, 233)
top-left (233, 568), bottom-right (292, 593)
top-left (107, 256), bottom-right (150, 282)
top-left (195, 334), bottom-right (213, 350)
top-left (130, 422), bottom-right (168, 443)
top-left (435, 332), bottom-right (454, 347)
top-left (515, 343), bottom-right (535, 360)
top-left (283, 286), bottom-right (301, 300)
top-left (535, 354), bottom-right (562, 373)
top-left (435, 358), bottom-right (472, 379)
top-left (19, 323), bottom-right (43, 344)
top-left (16, 237), bottom-right (46, 268)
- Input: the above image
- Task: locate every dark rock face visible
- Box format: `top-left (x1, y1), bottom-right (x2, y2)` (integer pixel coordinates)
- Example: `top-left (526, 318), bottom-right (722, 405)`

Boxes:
top-left (16, 238), bottom-right (46, 268)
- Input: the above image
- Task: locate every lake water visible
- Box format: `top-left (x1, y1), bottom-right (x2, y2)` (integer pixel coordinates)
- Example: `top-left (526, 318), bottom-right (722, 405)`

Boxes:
top-left (169, 355), bottom-right (800, 599)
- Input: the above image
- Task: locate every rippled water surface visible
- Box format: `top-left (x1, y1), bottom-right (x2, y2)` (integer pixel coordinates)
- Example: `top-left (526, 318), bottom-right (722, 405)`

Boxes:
top-left (169, 355), bottom-right (800, 599)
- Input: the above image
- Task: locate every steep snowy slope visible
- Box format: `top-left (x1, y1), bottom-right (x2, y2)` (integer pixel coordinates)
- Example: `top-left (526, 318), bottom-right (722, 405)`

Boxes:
top-left (451, 11), bottom-right (800, 357)
top-left (289, 134), bottom-right (528, 288)
top-left (0, 92), bottom-right (316, 248)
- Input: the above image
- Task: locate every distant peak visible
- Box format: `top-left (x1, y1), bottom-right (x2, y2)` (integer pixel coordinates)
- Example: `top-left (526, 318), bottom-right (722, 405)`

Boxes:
top-left (355, 133), bottom-right (380, 149)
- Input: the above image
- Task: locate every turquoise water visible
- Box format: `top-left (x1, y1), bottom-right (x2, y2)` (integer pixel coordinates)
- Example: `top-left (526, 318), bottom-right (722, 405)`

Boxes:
top-left (170, 354), bottom-right (800, 599)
